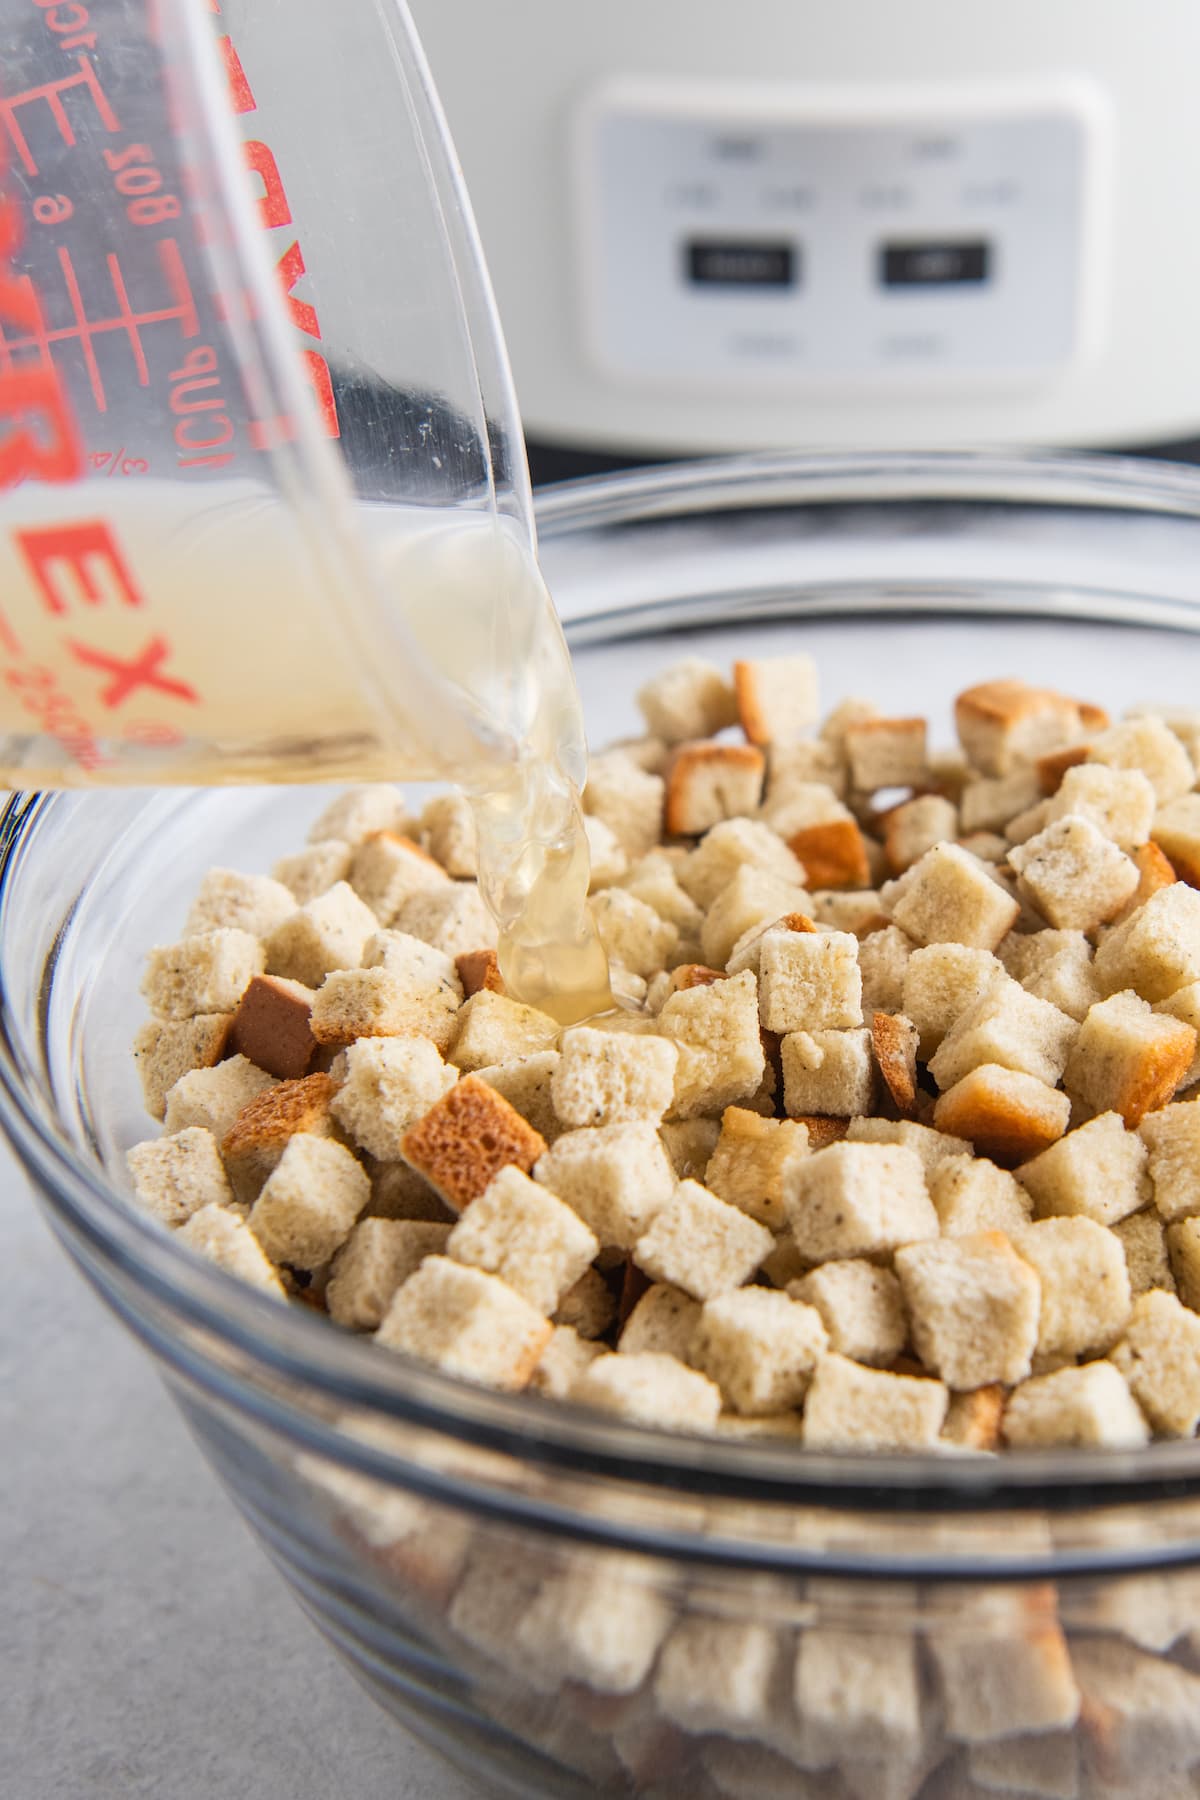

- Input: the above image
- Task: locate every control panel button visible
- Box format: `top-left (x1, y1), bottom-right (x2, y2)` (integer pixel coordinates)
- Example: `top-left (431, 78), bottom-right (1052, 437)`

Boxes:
top-left (686, 238), bottom-right (797, 288)
top-left (881, 240), bottom-right (990, 287)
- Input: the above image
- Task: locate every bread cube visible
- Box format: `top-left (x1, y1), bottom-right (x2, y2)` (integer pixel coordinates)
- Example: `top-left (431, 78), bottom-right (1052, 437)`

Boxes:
top-left (365, 1159), bottom-right (449, 1224)
top-left (226, 975), bottom-right (315, 1080)
top-left (889, 843), bottom-right (1019, 950)
top-left (1009, 814), bottom-right (1139, 931)
top-left (781, 1027), bottom-right (876, 1118)
top-left (700, 866), bottom-right (811, 968)
top-left (633, 1178), bottom-right (774, 1301)
top-left (846, 1116), bottom-right (973, 1174)
top-left (703, 1107), bottom-right (809, 1229)
top-left (929, 978), bottom-right (1076, 1093)
top-left (658, 1115), bottom-right (721, 1180)
top-left (618, 1283), bottom-right (701, 1361)
top-left (658, 969), bottom-right (766, 1119)
top-left (655, 1614), bottom-right (778, 1738)
top-left (325, 1217), bottom-right (452, 1329)
top-left (955, 680), bottom-right (1085, 776)
top-left (582, 814), bottom-right (628, 890)
top-left (418, 790), bottom-right (477, 878)
top-left (361, 929), bottom-right (463, 1053)
top-left (902, 943), bottom-right (1005, 1055)
top-left (883, 794), bottom-right (958, 877)
top-left (855, 925), bottom-right (914, 1015)
top-left (468, 1052), bottom-right (560, 1150)
top-left (448, 990), bottom-right (559, 1073)
top-left (896, 1231), bottom-right (1040, 1389)
top-left (393, 883), bottom-right (496, 959)
top-left (1087, 714), bottom-right (1195, 805)
top-left (1094, 882), bottom-right (1200, 1001)
top-left (1156, 981), bottom-right (1200, 1088)
top-left (133, 1012), bottom-right (232, 1121)
top-left (1166, 1216), bottom-right (1200, 1311)
top-left (1150, 792), bottom-right (1200, 888)
top-left (248, 1133), bottom-right (369, 1268)
top-left (589, 887), bottom-right (678, 980)
top-left (175, 1203), bottom-right (285, 1297)
top-left (221, 1070), bottom-right (338, 1203)
top-left (1017, 1111), bottom-right (1149, 1228)
top-left (803, 1355), bottom-right (948, 1448)
top-left (376, 1255), bottom-right (551, 1389)
top-left (583, 754), bottom-right (665, 859)
top-left (347, 832), bottom-right (450, 927)
top-left (530, 1324), bottom-right (605, 1399)
top-left (929, 1154), bottom-right (1032, 1238)
top-left (1111, 1288), bottom-right (1200, 1435)
top-left (844, 716), bottom-right (927, 791)
top-left (308, 966), bottom-right (420, 1045)
top-left (1064, 990), bottom-right (1196, 1126)
top-left (691, 1287), bottom-right (827, 1414)
top-left (400, 1074), bottom-right (547, 1212)
top-left (785, 1141), bottom-right (937, 1263)
top-left (535, 1120), bottom-right (675, 1249)
top-left (761, 778), bottom-right (851, 839)
top-left (1042, 762), bottom-right (1158, 849)
top-left (621, 853), bottom-right (705, 940)
top-left (679, 817), bottom-right (805, 911)
top-left (960, 769), bottom-right (1043, 835)
top-left (812, 888), bottom-right (886, 932)
top-left (553, 1265), bottom-right (615, 1340)
top-left (789, 1260), bottom-right (907, 1367)
top-left (265, 883), bottom-right (378, 987)
top-left (929, 1589), bottom-right (1080, 1744)
top-left (731, 653), bottom-right (819, 747)
top-left (942, 1386), bottom-right (1005, 1452)
top-left (793, 1628), bottom-right (922, 1769)
top-left (786, 818), bottom-right (872, 890)
top-left (141, 928), bottom-right (264, 1021)
top-left (1140, 1099), bottom-right (1200, 1222)
top-left (635, 656), bottom-right (737, 743)
top-left (127, 1127), bottom-right (234, 1226)
top-left (1113, 840), bottom-right (1181, 930)
top-left (757, 928), bottom-right (862, 1034)
top-left (272, 839), bottom-right (353, 905)
top-left (1113, 1209), bottom-right (1176, 1299)
top-left (1072, 1636), bottom-right (1200, 1788)
top-left (515, 1562), bottom-right (675, 1697)
top-left (162, 1053), bottom-right (276, 1140)
top-left (1001, 927), bottom-right (1101, 1023)
top-left (308, 785), bottom-right (406, 846)
top-left (330, 1036), bottom-right (457, 1161)
top-left (183, 867), bottom-right (296, 941)
top-left (445, 1164), bottom-right (598, 1314)
top-left (664, 742), bottom-right (765, 837)
top-left (933, 1064), bottom-right (1070, 1164)
top-left (1017, 1217), bottom-right (1131, 1359)
top-left (572, 1350), bottom-right (722, 1430)
top-left (546, 1026), bottom-right (676, 1132)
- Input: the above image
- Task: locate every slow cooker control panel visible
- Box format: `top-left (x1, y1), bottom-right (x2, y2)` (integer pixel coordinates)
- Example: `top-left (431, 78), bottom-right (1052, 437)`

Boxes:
top-left (574, 78), bottom-right (1106, 391)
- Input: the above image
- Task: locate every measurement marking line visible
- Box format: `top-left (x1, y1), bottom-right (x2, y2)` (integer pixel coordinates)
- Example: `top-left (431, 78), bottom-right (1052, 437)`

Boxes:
top-left (56, 247), bottom-right (106, 412)
top-left (0, 58), bottom-right (121, 178)
top-left (106, 254), bottom-right (150, 384)
top-left (156, 239), bottom-right (200, 338)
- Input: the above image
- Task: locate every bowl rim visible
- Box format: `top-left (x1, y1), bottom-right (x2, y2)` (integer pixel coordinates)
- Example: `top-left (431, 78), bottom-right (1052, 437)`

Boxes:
top-left (11, 445), bottom-right (1200, 1550)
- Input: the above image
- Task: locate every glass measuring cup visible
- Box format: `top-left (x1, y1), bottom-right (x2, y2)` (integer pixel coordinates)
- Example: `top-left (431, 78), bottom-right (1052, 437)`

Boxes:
top-left (0, 0), bottom-right (608, 1014)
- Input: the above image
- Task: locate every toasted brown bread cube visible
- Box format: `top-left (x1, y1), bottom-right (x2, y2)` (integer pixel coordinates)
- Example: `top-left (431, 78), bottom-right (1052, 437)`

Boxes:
top-left (455, 948), bottom-right (504, 997)
top-left (1063, 990), bottom-right (1196, 1127)
top-left (663, 741), bottom-right (766, 836)
top-left (133, 1012), bottom-right (232, 1121)
top-left (399, 1074), bottom-right (548, 1212)
top-left (221, 1070), bottom-right (338, 1203)
top-left (870, 1011), bottom-right (919, 1115)
top-left (954, 680), bottom-right (1085, 776)
top-left (733, 653), bottom-right (819, 746)
top-left (932, 1065), bottom-right (1070, 1165)
top-left (896, 1231), bottom-right (1040, 1389)
top-left (376, 1255), bottom-right (552, 1390)
top-left (787, 818), bottom-right (871, 889)
top-left (226, 974), bottom-right (315, 1079)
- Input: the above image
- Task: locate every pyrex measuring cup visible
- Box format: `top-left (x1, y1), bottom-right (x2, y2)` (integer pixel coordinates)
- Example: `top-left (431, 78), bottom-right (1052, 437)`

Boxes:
top-left (0, 0), bottom-right (584, 793)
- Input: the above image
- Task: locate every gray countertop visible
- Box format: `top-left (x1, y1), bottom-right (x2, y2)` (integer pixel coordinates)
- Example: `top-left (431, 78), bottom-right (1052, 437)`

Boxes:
top-left (3, 1150), bottom-right (479, 1800)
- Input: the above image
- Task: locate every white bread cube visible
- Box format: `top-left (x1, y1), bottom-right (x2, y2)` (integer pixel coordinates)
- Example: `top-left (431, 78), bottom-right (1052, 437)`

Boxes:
top-left (1156, 981), bottom-right (1200, 1087)
top-left (534, 1121), bottom-right (676, 1249)
top-left (656, 1614), bottom-right (778, 1738)
top-left (658, 969), bottom-right (766, 1119)
top-left (272, 840), bottom-right (353, 904)
top-left (514, 1562), bottom-right (674, 1696)
top-left (308, 966), bottom-right (417, 1045)
top-left (637, 656), bottom-right (737, 742)
top-left (856, 926), bottom-right (914, 1016)
top-left (1016, 1217), bottom-right (1131, 1359)
top-left (691, 1287), bottom-right (828, 1413)
top-left (1113, 1208), bottom-right (1176, 1299)
top-left (184, 868), bottom-right (296, 941)
top-left (141, 929), bottom-right (263, 1021)
top-left (633, 1178), bottom-right (774, 1300)
top-left (331, 1036), bottom-right (457, 1161)
top-left (175, 1203), bottom-right (285, 1297)
top-left (127, 1127), bottom-right (234, 1226)
top-left (1141, 1100), bottom-right (1200, 1221)
top-left (781, 1027), bottom-right (876, 1118)
top-left (1001, 927), bottom-right (1102, 1022)
top-left (812, 888), bottom-right (886, 931)
top-left (1072, 1636), bottom-right (1200, 1788)
top-left (704, 1107), bottom-right (809, 1229)
top-left (845, 1116), bottom-right (973, 1173)
top-left (955, 679), bottom-right (1085, 776)
top-left (1093, 882), bottom-right (1200, 1001)
top-left (701, 867), bottom-right (811, 969)
top-left (551, 1025), bottom-right (677, 1127)
top-left (620, 851), bottom-right (704, 936)
top-left (658, 1115), bottom-right (721, 1180)
top-left (582, 814), bottom-right (627, 890)
top-left (967, 1732), bottom-right (1079, 1800)
top-left (1166, 1216), bottom-right (1200, 1310)
top-left (889, 843), bottom-right (1019, 951)
top-left (928, 978), bottom-right (1076, 1092)
top-left (678, 817), bottom-right (805, 911)
top-left (784, 1141), bottom-right (937, 1263)
top-left (1008, 814), bottom-right (1139, 931)
top-left (789, 1260), bottom-right (907, 1367)
top-left (448, 990), bottom-right (559, 1072)
top-left (530, 1324), bottom-right (605, 1399)
top-left (932, 1065), bottom-right (1071, 1165)
top-left (418, 790), bottom-right (477, 878)
top-left (583, 753), bottom-right (665, 859)
top-left (446, 1164), bottom-right (598, 1313)
top-left (794, 1629), bottom-right (922, 1767)
top-left (361, 929), bottom-right (463, 1053)
top-left (162, 1054), bottom-right (276, 1139)
top-left (767, 737), bottom-right (848, 805)
top-left (1087, 715), bottom-right (1195, 805)
top-left (618, 1283), bottom-right (701, 1361)
top-left (1111, 1288), bottom-right (1200, 1435)
top-left (902, 943), bottom-right (1005, 1055)
top-left (884, 793), bottom-right (958, 875)
top-left (960, 769), bottom-right (1043, 834)
top-left (248, 1134), bottom-right (369, 1268)
top-left (265, 883), bottom-right (378, 987)
top-left (308, 785), bottom-right (406, 846)
top-left (472, 1052), bottom-right (561, 1146)
top-left (757, 928), bottom-right (863, 1033)
top-left (929, 1590), bottom-right (1080, 1744)
top-left (1064, 990), bottom-right (1196, 1127)
top-left (664, 741), bottom-right (765, 836)
top-left (844, 716), bottom-right (928, 790)
top-left (325, 1217), bottom-right (451, 1329)
top-left (895, 1231), bottom-right (1040, 1389)
top-left (929, 1154), bottom-right (1033, 1237)
top-left (133, 1013), bottom-right (232, 1121)
top-left (803, 1355), bottom-right (948, 1447)
top-left (349, 831), bottom-right (450, 925)
top-left (589, 887), bottom-right (678, 979)
top-left (1042, 762), bottom-right (1157, 849)
top-left (1003, 1361), bottom-right (1148, 1448)
top-left (572, 1350), bottom-right (722, 1430)
top-left (1017, 1111), bottom-right (1149, 1226)
top-left (553, 1265), bottom-right (615, 1339)
top-left (733, 652), bottom-right (819, 746)
top-left (393, 883), bottom-right (496, 958)
top-left (759, 777), bottom-right (851, 836)
top-left (377, 1255), bottom-right (551, 1389)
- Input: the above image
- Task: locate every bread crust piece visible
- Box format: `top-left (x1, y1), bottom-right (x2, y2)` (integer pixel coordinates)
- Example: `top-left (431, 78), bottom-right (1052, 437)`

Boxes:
top-left (399, 1073), bottom-right (548, 1212)
top-left (455, 948), bottom-right (504, 997)
top-left (787, 819), bottom-right (871, 890)
top-left (732, 653), bottom-right (819, 747)
top-left (663, 741), bottom-right (766, 837)
top-left (870, 1011), bottom-right (919, 1115)
top-left (954, 679), bottom-right (1084, 776)
top-left (932, 1064), bottom-right (1070, 1165)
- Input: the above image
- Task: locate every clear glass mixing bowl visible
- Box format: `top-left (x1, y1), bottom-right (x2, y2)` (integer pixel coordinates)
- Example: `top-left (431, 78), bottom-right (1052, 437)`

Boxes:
top-left (9, 451), bottom-right (1200, 1800)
